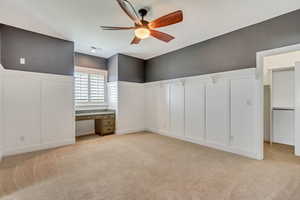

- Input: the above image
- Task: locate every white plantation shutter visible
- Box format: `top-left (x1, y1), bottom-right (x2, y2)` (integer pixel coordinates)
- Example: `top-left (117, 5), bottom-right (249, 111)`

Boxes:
top-left (75, 67), bottom-right (107, 105)
top-left (75, 72), bottom-right (89, 103)
top-left (90, 73), bottom-right (105, 103)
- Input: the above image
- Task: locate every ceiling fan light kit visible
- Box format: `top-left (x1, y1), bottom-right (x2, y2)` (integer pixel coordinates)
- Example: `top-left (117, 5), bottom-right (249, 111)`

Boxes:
top-left (101, 0), bottom-right (183, 45)
top-left (135, 28), bottom-right (150, 39)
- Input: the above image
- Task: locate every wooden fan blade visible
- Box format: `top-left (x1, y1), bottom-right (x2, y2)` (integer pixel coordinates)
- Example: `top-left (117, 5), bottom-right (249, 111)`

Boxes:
top-left (101, 26), bottom-right (136, 30)
top-left (149, 10), bottom-right (183, 29)
top-left (150, 30), bottom-right (175, 43)
top-left (131, 36), bottom-right (141, 45)
top-left (117, 0), bottom-right (142, 25)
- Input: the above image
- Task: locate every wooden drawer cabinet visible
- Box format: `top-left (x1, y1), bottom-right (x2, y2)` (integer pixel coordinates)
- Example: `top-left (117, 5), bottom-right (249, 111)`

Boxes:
top-left (95, 117), bottom-right (115, 136)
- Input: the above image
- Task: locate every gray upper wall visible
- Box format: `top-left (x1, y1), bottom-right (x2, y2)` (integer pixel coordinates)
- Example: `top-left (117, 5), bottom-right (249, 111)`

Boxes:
top-left (107, 54), bottom-right (145, 83)
top-left (107, 55), bottom-right (118, 82)
top-left (118, 54), bottom-right (145, 83)
top-left (0, 24), bottom-right (74, 76)
top-left (145, 9), bottom-right (300, 82)
top-left (75, 52), bottom-right (107, 70)
top-left (0, 25), bottom-right (2, 63)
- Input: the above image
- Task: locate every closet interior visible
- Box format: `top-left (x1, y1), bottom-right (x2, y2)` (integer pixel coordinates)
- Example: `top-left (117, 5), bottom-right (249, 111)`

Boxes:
top-left (264, 51), bottom-right (300, 153)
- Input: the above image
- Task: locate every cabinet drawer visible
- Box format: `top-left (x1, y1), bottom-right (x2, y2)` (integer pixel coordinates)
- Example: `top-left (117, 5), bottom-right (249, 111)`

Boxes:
top-left (102, 120), bottom-right (114, 126)
top-left (102, 127), bottom-right (114, 134)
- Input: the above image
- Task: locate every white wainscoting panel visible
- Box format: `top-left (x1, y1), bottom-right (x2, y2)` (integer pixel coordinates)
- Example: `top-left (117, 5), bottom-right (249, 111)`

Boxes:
top-left (107, 82), bottom-right (118, 110)
top-left (295, 62), bottom-right (300, 155)
top-left (144, 68), bottom-right (260, 159)
top-left (206, 79), bottom-right (230, 146)
top-left (145, 85), bottom-right (160, 132)
top-left (170, 81), bottom-right (185, 137)
top-left (157, 84), bottom-right (170, 134)
top-left (116, 81), bottom-right (145, 134)
top-left (3, 73), bottom-right (41, 152)
top-left (0, 65), bottom-right (4, 161)
top-left (2, 69), bottom-right (75, 156)
top-left (41, 79), bottom-right (75, 144)
top-left (185, 78), bottom-right (206, 141)
top-left (231, 78), bottom-right (258, 154)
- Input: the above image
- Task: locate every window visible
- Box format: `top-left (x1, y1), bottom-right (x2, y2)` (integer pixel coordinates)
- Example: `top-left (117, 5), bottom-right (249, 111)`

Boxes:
top-left (74, 67), bottom-right (107, 106)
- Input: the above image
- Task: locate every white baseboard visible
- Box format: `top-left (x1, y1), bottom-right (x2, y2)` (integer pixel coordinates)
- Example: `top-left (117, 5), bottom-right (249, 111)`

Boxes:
top-left (3, 139), bottom-right (76, 157)
top-left (146, 129), bottom-right (260, 160)
top-left (116, 128), bottom-right (146, 135)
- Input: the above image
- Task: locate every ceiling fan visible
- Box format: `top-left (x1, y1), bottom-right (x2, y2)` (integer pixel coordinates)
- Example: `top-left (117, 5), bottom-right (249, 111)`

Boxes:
top-left (101, 0), bottom-right (183, 45)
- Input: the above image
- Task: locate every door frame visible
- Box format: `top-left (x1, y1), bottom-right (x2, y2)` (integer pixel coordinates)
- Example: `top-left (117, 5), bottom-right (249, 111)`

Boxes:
top-left (256, 43), bottom-right (300, 160)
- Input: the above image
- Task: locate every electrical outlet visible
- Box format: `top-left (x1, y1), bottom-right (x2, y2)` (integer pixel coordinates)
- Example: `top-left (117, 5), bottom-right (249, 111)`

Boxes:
top-left (20, 58), bottom-right (26, 65)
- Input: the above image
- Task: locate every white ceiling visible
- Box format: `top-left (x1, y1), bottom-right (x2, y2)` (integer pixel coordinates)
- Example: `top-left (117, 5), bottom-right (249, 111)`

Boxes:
top-left (1, 0), bottom-right (300, 59)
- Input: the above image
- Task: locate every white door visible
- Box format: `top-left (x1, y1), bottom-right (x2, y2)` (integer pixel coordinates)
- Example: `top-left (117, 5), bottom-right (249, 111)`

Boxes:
top-left (231, 78), bottom-right (257, 153)
top-left (185, 78), bottom-right (206, 140)
top-left (170, 81), bottom-right (185, 137)
top-left (206, 80), bottom-right (230, 146)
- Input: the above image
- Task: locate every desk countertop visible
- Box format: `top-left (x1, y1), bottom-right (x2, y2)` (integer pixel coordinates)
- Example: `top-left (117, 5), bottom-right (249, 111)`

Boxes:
top-left (75, 110), bottom-right (115, 117)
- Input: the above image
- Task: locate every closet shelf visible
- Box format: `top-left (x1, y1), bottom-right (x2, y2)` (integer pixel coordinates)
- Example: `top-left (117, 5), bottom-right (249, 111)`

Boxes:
top-left (272, 107), bottom-right (295, 111)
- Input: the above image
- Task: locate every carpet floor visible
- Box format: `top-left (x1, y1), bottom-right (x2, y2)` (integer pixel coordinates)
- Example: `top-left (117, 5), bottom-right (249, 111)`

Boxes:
top-left (0, 132), bottom-right (300, 200)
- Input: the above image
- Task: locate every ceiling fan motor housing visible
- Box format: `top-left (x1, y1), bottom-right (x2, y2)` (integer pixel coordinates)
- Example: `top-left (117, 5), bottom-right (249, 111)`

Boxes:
top-left (139, 8), bottom-right (148, 18)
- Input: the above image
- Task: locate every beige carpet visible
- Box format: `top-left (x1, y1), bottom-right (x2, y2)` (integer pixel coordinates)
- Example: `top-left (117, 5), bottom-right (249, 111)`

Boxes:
top-left (0, 132), bottom-right (300, 200)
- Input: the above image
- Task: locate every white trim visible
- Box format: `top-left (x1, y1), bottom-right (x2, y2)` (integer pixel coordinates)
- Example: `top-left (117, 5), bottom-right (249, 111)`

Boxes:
top-left (3, 139), bottom-right (75, 157)
top-left (256, 43), bottom-right (300, 159)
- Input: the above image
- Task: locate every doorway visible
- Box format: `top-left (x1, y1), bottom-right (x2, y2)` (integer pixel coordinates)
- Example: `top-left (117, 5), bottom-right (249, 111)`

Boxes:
top-left (257, 44), bottom-right (300, 159)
